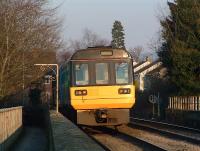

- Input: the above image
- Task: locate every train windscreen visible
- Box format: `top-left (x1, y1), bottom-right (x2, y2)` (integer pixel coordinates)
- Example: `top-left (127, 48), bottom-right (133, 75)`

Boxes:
top-left (95, 63), bottom-right (109, 84)
top-left (75, 64), bottom-right (89, 86)
top-left (115, 62), bottom-right (129, 84)
top-left (73, 60), bottom-right (132, 86)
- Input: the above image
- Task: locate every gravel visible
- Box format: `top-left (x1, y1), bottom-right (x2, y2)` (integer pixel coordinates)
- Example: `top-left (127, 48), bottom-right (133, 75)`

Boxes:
top-left (92, 133), bottom-right (143, 151)
top-left (118, 125), bottom-right (200, 151)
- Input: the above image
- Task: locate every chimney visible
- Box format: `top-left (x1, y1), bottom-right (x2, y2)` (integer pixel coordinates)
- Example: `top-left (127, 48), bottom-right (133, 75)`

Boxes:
top-left (145, 56), bottom-right (152, 62)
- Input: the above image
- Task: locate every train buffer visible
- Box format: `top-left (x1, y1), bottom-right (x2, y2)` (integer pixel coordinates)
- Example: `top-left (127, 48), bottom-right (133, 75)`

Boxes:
top-left (0, 106), bottom-right (105, 151)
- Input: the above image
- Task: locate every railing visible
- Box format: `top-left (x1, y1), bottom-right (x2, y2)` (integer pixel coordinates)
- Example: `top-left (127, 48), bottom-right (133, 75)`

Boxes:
top-left (168, 96), bottom-right (200, 111)
top-left (0, 107), bottom-right (22, 150)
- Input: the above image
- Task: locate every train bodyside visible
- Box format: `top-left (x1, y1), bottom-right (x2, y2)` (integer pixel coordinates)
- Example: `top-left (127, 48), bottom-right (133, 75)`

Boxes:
top-left (59, 47), bottom-right (135, 126)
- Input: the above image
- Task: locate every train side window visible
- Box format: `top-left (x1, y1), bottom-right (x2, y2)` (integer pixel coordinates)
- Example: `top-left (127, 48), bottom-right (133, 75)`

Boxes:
top-left (115, 62), bottom-right (129, 84)
top-left (95, 63), bottom-right (108, 84)
top-left (75, 64), bottom-right (89, 85)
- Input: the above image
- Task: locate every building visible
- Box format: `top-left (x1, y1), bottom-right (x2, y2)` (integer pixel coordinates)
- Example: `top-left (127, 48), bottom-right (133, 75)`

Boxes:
top-left (134, 58), bottom-right (167, 91)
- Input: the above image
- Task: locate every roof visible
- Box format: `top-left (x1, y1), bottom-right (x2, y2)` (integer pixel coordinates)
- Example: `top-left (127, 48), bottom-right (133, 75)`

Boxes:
top-left (70, 47), bottom-right (132, 60)
top-left (133, 61), bottom-right (145, 68)
top-left (146, 65), bottom-right (165, 75)
top-left (135, 60), bottom-right (161, 74)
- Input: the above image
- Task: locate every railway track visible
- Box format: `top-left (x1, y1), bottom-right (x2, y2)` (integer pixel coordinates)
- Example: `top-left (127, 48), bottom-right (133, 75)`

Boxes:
top-left (82, 126), bottom-right (167, 151)
top-left (130, 117), bottom-right (200, 145)
top-left (82, 123), bottom-right (200, 151)
top-left (61, 111), bottom-right (200, 150)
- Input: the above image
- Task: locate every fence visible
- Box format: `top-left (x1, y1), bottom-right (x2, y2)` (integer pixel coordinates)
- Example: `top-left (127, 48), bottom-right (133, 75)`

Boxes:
top-left (0, 106), bottom-right (22, 150)
top-left (168, 96), bottom-right (200, 111)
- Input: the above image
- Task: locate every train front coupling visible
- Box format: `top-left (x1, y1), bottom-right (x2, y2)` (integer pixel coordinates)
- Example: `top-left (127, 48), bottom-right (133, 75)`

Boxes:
top-left (94, 109), bottom-right (107, 123)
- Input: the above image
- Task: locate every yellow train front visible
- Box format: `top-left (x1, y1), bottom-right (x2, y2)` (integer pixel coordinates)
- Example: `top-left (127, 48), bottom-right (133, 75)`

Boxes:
top-left (59, 46), bottom-right (135, 126)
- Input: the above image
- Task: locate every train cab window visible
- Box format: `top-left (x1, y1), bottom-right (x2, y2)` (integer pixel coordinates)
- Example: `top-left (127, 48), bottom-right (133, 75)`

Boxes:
top-left (115, 62), bottom-right (129, 84)
top-left (95, 63), bottom-right (109, 84)
top-left (75, 64), bottom-right (89, 85)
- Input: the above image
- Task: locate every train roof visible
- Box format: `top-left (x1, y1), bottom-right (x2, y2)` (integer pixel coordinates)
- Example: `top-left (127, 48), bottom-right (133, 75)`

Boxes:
top-left (70, 46), bottom-right (132, 61)
top-left (59, 46), bottom-right (132, 69)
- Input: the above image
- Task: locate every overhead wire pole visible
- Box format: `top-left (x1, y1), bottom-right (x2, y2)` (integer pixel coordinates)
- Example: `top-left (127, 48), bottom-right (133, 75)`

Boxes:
top-left (34, 64), bottom-right (59, 113)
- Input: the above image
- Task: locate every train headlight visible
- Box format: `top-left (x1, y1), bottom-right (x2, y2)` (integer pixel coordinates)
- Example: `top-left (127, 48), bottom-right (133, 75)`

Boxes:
top-left (75, 90), bottom-right (87, 96)
top-left (82, 90), bottom-right (87, 95)
top-left (75, 90), bottom-right (82, 96)
top-left (118, 88), bottom-right (131, 94)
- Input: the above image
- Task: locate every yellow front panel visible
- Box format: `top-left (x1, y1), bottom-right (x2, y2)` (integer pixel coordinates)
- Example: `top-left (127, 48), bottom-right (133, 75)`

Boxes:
top-left (70, 85), bottom-right (135, 110)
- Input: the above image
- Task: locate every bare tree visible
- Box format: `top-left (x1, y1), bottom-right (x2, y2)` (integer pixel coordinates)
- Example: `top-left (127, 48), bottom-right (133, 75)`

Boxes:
top-left (0, 0), bottom-right (62, 99)
top-left (68, 28), bottom-right (110, 52)
top-left (57, 29), bottom-right (110, 63)
top-left (128, 46), bottom-right (143, 62)
top-left (82, 28), bottom-right (110, 47)
top-left (148, 32), bottom-right (163, 53)
top-left (57, 50), bottom-right (72, 64)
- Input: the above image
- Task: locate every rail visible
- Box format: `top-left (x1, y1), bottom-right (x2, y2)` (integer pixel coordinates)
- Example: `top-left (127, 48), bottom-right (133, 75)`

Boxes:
top-left (131, 118), bottom-right (200, 144)
top-left (131, 117), bottom-right (200, 133)
top-left (83, 126), bottom-right (167, 151)
top-left (0, 106), bottom-right (22, 150)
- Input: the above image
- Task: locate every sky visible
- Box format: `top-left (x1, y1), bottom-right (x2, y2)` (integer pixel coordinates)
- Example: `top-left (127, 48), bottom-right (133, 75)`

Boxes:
top-left (51, 0), bottom-right (168, 56)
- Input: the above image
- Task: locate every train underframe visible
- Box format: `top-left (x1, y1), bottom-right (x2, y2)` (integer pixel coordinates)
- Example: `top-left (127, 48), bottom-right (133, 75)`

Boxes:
top-left (61, 106), bottom-right (130, 126)
top-left (77, 108), bottom-right (129, 126)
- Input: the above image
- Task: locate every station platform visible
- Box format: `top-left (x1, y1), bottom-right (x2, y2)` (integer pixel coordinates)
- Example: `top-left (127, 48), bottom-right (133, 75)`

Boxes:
top-left (50, 110), bottom-right (105, 151)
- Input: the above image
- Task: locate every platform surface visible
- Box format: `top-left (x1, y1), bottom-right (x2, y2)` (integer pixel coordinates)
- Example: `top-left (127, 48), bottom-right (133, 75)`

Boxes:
top-left (50, 110), bottom-right (105, 151)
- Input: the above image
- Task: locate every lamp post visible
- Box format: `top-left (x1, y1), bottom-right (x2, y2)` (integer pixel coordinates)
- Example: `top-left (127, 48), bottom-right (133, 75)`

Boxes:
top-left (34, 64), bottom-right (59, 113)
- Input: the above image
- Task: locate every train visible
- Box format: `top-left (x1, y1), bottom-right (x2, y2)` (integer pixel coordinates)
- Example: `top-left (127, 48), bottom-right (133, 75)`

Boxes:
top-left (59, 46), bottom-right (135, 126)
